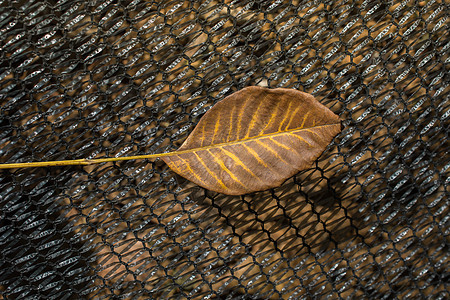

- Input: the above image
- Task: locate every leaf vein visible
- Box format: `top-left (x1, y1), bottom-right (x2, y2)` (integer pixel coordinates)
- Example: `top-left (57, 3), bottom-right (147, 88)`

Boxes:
top-left (259, 101), bottom-right (279, 135)
top-left (268, 137), bottom-right (291, 151)
top-left (255, 140), bottom-right (291, 167)
top-left (226, 104), bottom-right (236, 142)
top-left (299, 111), bottom-right (310, 129)
top-left (289, 133), bottom-right (313, 147)
top-left (220, 147), bottom-right (265, 184)
top-left (193, 152), bottom-right (227, 190)
top-left (173, 156), bottom-right (206, 186)
top-left (278, 101), bottom-right (293, 132)
top-left (208, 150), bottom-right (246, 188)
top-left (211, 112), bottom-right (221, 144)
top-left (245, 94), bottom-right (266, 138)
top-left (285, 104), bottom-right (301, 130)
top-left (241, 144), bottom-right (285, 178)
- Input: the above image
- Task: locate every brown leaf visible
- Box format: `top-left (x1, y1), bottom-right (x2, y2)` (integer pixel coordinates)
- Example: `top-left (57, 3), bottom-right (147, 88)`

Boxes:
top-left (162, 86), bottom-right (341, 195)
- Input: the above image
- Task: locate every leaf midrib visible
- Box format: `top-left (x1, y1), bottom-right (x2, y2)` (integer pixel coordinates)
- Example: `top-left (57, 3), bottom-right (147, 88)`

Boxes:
top-left (170, 123), bottom-right (340, 157)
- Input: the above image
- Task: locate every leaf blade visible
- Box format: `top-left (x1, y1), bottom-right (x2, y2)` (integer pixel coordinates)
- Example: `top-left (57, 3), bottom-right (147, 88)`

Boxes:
top-left (163, 86), bottom-right (341, 195)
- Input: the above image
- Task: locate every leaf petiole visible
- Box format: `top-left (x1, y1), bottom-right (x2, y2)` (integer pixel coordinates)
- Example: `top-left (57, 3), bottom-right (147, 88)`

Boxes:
top-left (0, 153), bottom-right (173, 169)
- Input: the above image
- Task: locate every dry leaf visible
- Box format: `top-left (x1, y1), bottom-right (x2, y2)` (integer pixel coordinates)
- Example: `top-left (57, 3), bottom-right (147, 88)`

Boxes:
top-left (162, 86), bottom-right (341, 195)
top-left (0, 86), bottom-right (341, 195)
